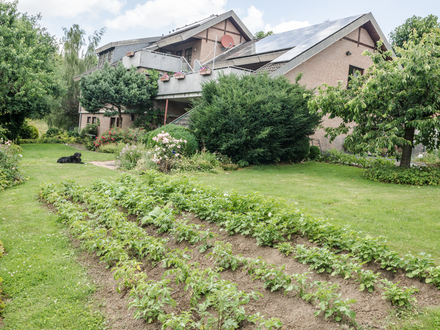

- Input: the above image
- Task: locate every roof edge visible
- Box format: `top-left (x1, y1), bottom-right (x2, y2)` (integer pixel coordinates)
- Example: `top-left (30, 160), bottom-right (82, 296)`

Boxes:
top-left (96, 36), bottom-right (161, 54)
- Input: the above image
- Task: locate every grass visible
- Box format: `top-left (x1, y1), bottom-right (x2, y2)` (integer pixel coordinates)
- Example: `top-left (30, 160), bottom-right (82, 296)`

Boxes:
top-left (194, 162), bottom-right (440, 263)
top-left (0, 144), bottom-right (118, 329)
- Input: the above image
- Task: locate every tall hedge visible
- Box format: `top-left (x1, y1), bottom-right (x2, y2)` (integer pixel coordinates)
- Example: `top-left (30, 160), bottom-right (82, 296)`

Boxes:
top-left (189, 73), bottom-right (321, 166)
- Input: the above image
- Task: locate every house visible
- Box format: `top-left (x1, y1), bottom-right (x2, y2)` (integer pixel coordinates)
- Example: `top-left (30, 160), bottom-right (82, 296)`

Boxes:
top-left (77, 11), bottom-right (392, 150)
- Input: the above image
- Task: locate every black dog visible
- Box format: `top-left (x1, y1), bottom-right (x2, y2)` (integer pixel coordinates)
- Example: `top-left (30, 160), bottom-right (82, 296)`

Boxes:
top-left (57, 152), bottom-right (84, 164)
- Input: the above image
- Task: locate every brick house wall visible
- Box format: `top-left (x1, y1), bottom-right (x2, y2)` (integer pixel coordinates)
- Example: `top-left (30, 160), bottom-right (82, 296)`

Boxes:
top-left (283, 27), bottom-right (375, 151)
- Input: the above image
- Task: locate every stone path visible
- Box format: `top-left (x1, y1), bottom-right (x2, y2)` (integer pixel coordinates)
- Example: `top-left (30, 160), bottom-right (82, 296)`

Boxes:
top-left (89, 160), bottom-right (117, 170)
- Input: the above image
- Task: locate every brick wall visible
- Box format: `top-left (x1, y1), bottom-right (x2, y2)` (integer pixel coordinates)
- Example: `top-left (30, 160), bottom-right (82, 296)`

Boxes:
top-left (283, 27), bottom-right (375, 151)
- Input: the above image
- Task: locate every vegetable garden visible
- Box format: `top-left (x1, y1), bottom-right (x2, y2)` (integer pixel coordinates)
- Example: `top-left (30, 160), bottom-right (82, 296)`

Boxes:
top-left (38, 171), bottom-right (440, 329)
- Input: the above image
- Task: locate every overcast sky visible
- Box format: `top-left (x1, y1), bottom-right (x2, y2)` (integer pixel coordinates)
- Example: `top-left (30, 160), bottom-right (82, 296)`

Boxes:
top-left (17, 0), bottom-right (440, 49)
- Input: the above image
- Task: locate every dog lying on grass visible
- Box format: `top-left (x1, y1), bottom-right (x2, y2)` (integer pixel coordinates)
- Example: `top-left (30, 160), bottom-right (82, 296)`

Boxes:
top-left (57, 152), bottom-right (84, 164)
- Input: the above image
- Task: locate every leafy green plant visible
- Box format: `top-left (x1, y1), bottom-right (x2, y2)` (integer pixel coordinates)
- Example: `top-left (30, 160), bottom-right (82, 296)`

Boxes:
top-left (146, 124), bottom-right (198, 156)
top-left (116, 143), bottom-right (145, 170)
top-left (309, 145), bottom-right (320, 160)
top-left (364, 164), bottom-right (440, 185)
top-left (380, 279), bottom-right (419, 308)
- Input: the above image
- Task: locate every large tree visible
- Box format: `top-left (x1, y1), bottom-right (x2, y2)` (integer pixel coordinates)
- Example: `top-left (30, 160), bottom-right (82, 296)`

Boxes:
top-left (79, 61), bottom-right (159, 128)
top-left (46, 25), bottom-right (105, 130)
top-left (389, 14), bottom-right (439, 48)
top-left (0, 0), bottom-right (60, 140)
top-left (308, 30), bottom-right (440, 168)
top-left (189, 73), bottom-right (321, 166)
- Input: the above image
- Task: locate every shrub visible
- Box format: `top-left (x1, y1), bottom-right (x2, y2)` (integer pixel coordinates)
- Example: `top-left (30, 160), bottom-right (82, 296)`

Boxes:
top-left (414, 151), bottom-right (440, 167)
top-left (93, 128), bottom-right (146, 149)
top-left (146, 125), bottom-right (198, 156)
top-left (309, 146), bottom-right (321, 160)
top-left (45, 127), bottom-right (62, 137)
top-left (150, 132), bottom-right (187, 172)
top-left (0, 141), bottom-right (25, 191)
top-left (98, 142), bottom-right (125, 154)
top-left (19, 123), bottom-right (39, 139)
top-left (364, 164), bottom-right (440, 185)
top-left (319, 149), bottom-right (394, 168)
top-left (134, 150), bottom-right (158, 173)
top-left (116, 144), bottom-right (145, 170)
top-left (80, 123), bottom-right (98, 138)
top-left (189, 72), bottom-right (321, 166)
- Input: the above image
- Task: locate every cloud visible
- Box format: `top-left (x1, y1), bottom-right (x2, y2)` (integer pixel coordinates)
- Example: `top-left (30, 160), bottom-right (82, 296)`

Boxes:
top-left (105, 0), bottom-right (227, 31)
top-left (18, 0), bottom-right (125, 19)
top-left (242, 6), bottom-right (264, 33)
top-left (265, 20), bottom-right (311, 34)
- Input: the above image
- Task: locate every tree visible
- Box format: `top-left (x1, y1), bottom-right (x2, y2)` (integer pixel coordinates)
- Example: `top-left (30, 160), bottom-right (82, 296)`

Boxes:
top-left (254, 30), bottom-right (273, 39)
top-left (308, 30), bottom-right (440, 168)
top-left (189, 73), bottom-right (321, 166)
top-left (0, 0), bottom-right (61, 140)
top-left (389, 15), bottom-right (439, 48)
top-left (79, 62), bottom-right (159, 128)
top-left (46, 24), bottom-right (105, 130)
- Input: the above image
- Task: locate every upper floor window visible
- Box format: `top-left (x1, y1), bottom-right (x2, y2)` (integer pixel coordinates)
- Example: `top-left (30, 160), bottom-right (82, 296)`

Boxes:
top-left (185, 48), bottom-right (192, 64)
top-left (175, 50), bottom-right (182, 57)
top-left (348, 65), bottom-right (364, 89)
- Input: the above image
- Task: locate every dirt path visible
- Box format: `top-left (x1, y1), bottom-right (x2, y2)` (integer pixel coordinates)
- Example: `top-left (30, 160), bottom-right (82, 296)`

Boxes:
top-left (89, 160), bottom-right (117, 170)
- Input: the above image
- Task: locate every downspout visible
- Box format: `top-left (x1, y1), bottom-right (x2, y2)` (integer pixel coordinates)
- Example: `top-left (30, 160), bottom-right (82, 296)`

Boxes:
top-left (164, 98), bottom-right (169, 126)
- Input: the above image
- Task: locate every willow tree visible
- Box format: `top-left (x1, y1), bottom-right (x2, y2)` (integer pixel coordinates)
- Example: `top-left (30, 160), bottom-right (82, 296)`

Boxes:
top-left (309, 30), bottom-right (440, 168)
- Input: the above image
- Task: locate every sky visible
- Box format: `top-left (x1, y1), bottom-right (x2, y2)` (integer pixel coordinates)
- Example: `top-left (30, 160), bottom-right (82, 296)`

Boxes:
top-left (16, 0), bottom-right (440, 50)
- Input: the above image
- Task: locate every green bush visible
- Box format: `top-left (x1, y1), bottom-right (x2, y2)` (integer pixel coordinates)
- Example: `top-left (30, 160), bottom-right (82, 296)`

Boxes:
top-left (19, 123), bottom-right (39, 139)
top-left (319, 149), bottom-right (394, 168)
top-left (80, 124), bottom-right (98, 138)
top-left (116, 144), bottom-right (146, 170)
top-left (364, 164), bottom-right (440, 185)
top-left (0, 141), bottom-right (25, 191)
top-left (45, 128), bottom-right (63, 137)
top-left (20, 139), bottom-right (38, 144)
top-left (146, 124), bottom-right (198, 155)
top-left (309, 146), bottom-right (321, 160)
top-left (189, 72), bottom-right (321, 166)
top-left (97, 142), bottom-right (125, 154)
top-left (93, 128), bottom-right (146, 149)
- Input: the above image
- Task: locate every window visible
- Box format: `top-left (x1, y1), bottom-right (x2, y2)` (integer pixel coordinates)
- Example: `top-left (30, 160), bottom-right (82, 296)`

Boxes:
top-left (87, 117), bottom-right (91, 123)
top-left (130, 114), bottom-right (135, 121)
top-left (347, 65), bottom-right (364, 89)
top-left (111, 117), bottom-right (122, 128)
top-left (175, 50), bottom-right (182, 57)
top-left (92, 117), bottom-right (97, 124)
top-left (185, 48), bottom-right (192, 64)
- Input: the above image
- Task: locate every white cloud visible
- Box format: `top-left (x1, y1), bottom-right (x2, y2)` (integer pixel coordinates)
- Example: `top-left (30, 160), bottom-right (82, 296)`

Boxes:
top-left (18, 0), bottom-right (125, 19)
top-left (105, 0), bottom-right (227, 31)
top-left (242, 6), bottom-right (264, 33)
top-left (265, 20), bottom-right (310, 34)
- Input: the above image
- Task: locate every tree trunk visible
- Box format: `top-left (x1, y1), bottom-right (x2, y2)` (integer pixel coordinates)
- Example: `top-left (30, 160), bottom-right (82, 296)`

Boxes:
top-left (400, 126), bottom-right (415, 168)
top-left (118, 108), bottom-right (123, 129)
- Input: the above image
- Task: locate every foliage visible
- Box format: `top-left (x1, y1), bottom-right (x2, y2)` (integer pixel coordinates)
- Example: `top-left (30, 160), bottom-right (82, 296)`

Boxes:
top-left (150, 132), bottom-right (186, 172)
top-left (190, 73), bottom-right (321, 166)
top-left (133, 107), bottom-right (165, 130)
top-left (0, 141), bottom-right (25, 190)
top-left (0, 240), bottom-right (4, 315)
top-left (389, 15), bottom-right (440, 48)
top-left (97, 142), bottom-right (125, 154)
top-left (255, 30), bottom-right (274, 39)
top-left (19, 123), bottom-right (39, 139)
top-left (380, 279), bottom-right (419, 308)
top-left (80, 123), bottom-right (98, 137)
top-left (93, 128), bottom-right (146, 149)
top-left (46, 24), bottom-right (105, 130)
top-left (0, 1), bottom-right (61, 140)
top-left (146, 124), bottom-right (198, 155)
top-left (308, 30), bottom-right (440, 168)
top-left (171, 150), bottom-right (238, 173)
top-left (364, 164), bottom-right (440, 185)
top-left (45, 128), bottom-right (63, 137)
top-left (79, 62), bottom-right (159, 128)
top-left (308, 146), bottom-right (320, 160)
top-left (116, 144), bottom-right (145, 170)
top-left (319, 149), bottom-right (394, 168)
top-left (413, 151), bottom-right (440, 166)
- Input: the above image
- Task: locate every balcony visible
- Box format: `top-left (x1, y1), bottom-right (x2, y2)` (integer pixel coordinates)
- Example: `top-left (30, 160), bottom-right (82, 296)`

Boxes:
top-left (122, 50), bottom-right (191, 73)
top-left (156, 67), bottom-right (252, 101)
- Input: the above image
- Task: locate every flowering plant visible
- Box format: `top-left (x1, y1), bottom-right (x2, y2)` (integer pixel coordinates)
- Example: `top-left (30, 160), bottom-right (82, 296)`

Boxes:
top-left (199, 66), bottom-right (210, 71)
top-left (0, 141), bottom-right (25, 191)
top-left (151, 132), bottom-right (187, 172)
top-left (94, 128), bottom-right (145, 149)
top-left (116, 144), bottom-right (143, 170)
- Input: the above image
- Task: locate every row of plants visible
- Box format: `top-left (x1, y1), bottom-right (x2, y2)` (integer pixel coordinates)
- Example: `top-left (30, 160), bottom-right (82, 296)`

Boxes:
top-left (90, 172), bottom-right (440, 289)
top-left (39, 180), bottom-right (282, 329)
top-left (88, 178), bottom-right (360, 324)
top-left (210, 241), bottom-right (357, 322)
top-left (364, 164), bottom-right (440, 186)
top-left (0, 141), bottom-right (25, 191)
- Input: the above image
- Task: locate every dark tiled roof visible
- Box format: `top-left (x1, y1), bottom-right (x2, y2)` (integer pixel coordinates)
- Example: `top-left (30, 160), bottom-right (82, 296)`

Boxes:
top-left (203, 39), bottom-right (259, 66)
top-left (254, 61), bottom-right (286, 74)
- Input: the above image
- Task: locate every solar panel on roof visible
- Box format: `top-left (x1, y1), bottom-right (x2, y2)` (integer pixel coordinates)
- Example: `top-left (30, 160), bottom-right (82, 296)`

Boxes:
top-left (227, 14), bottom-right (362, 60)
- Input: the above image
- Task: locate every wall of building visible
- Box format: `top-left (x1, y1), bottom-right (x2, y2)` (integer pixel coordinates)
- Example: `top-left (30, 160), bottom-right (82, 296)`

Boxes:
top-left (283, 27), bottom-right (375, 151)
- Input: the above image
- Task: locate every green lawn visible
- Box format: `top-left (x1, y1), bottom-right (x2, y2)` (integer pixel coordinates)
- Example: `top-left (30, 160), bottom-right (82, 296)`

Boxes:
top-left (0, 144), bottom-right (118, 329)
top-left (194, 162), bottom-right (440, 263)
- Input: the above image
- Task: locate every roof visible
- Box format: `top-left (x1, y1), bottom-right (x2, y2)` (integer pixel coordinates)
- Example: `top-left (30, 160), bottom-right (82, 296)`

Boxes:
top-left (96, 36), bottom-right (161, 54)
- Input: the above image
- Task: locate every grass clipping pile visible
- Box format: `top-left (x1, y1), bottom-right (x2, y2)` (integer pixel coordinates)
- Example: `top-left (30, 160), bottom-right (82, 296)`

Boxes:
top-left (38, 172), bottom-right (440, 329)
